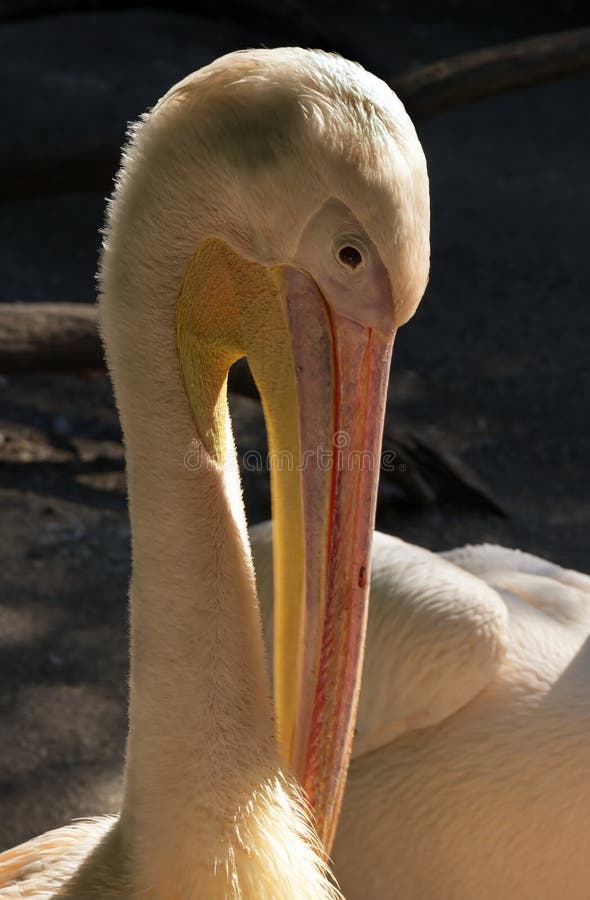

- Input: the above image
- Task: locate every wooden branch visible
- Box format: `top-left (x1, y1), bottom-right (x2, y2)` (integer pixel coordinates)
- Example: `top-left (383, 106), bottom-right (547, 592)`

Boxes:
top-left (2, 27), bottom-right (589, 201)
top-left (0, 303), bottom-right (104, 372)
top-left (392, 26), bottom-right (590, 120)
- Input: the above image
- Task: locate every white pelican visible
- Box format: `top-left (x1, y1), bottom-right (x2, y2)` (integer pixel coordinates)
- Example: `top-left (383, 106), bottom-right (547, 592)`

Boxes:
top-left (252, 524), bottom-right (590, 899)
top-left (0, 48), bottom-right (429, 897)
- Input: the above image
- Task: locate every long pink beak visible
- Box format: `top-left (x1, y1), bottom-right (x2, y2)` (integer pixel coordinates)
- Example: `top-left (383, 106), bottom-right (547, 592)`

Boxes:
top-left (275, 267), bottom-right (395, 853)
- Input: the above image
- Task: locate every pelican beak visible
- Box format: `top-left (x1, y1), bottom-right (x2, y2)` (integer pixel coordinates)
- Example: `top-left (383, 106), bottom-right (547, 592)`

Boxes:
top-left (270, 266), bottom-right (395, 853)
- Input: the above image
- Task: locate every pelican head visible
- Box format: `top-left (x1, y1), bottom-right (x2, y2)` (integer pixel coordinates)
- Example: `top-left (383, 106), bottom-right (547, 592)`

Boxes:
top-left (102, 47), bottom-right (429, 854)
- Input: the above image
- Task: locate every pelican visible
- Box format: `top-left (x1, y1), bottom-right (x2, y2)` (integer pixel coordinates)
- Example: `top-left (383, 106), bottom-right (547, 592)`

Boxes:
top-left (252, 522), bottom-right (590, 899)
top-left (0, 48), bottom-right (430, 897)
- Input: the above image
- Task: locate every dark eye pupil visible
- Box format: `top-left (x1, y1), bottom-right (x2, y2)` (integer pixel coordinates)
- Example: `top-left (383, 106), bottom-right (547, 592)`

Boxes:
top-left (338, 245), bottom-right (362, 269)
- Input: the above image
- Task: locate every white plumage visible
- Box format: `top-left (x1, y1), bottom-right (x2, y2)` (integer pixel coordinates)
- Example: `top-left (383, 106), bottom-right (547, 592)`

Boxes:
top-left (253, 523), bottom-right (590, 898)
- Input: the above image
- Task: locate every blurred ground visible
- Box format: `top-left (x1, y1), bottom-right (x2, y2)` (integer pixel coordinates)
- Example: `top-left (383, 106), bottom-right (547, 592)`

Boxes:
top-left (1, 6), bottom-right (589, 849)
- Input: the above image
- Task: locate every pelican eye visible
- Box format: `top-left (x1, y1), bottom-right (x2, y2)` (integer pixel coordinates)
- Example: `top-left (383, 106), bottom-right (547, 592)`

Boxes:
top-left (338, 244), bottom-right (363, 270)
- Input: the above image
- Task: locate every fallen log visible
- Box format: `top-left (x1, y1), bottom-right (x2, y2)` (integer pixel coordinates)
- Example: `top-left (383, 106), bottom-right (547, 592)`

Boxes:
top-left (0, 302), bottom-right (103, 372)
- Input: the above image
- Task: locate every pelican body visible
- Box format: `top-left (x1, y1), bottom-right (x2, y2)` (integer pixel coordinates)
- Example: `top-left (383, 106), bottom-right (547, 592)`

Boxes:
top-left (0, 48), bottom-right (429, 897)
top-left (252, 525), bottom-right (590, 899)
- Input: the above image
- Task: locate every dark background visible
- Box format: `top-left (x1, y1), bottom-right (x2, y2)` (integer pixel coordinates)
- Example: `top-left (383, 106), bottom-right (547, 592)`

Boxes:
top-left (1, 1), bottom-right (589, 848)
